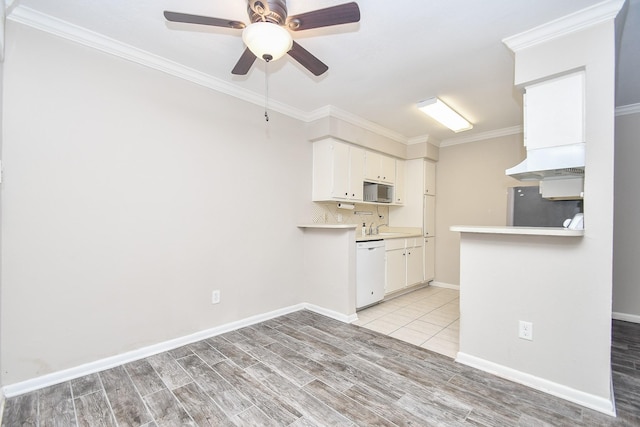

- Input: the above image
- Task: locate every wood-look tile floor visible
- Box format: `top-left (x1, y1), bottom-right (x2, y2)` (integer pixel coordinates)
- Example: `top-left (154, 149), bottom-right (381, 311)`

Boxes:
top-left (2, 310), bottom-right (639, 426)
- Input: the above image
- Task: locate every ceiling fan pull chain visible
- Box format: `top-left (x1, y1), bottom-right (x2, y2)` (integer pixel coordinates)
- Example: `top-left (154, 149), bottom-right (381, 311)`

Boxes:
top-left (264, 59), bottom-right (270, 122)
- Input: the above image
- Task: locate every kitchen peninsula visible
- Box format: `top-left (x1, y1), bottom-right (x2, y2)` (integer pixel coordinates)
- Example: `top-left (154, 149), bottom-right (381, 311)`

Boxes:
top-left (298, 224), bottom-right (358, 323)
top-left (450, 223), bottom-right (617, 414)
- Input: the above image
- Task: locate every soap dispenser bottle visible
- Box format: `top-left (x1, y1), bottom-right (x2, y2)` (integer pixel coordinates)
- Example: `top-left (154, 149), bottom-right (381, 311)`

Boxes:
top-left (362, 222), bottom-right (367, 236)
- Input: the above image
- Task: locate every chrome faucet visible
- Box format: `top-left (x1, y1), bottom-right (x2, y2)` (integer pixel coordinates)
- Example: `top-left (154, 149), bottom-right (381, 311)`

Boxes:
top-left (369, 223), bottom-right (375, 235)
top-left (376, 223), bottom-right (388, 234)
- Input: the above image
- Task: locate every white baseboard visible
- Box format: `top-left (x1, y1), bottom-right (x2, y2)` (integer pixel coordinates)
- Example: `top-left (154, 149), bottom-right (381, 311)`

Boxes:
top-left (3, 302), bottom-right (353, 398)
top-left (455, 352), bottom-right (616, 416)
top-left (430, 281), bottom-right (460, 290)
top-left (612, 311), bottom-right (640, 324)
top-left (304, 304), bottom-right (358, 323)
top-left (0, 388), bottom-right (5, 425)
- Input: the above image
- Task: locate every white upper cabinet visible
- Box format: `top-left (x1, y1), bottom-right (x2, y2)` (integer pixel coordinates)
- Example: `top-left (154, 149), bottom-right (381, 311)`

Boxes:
top-left (394, 160), bottom-right (405, 205)
top-left (365, 151), bottom-right (396, 184)
top-left (312, 139), bottom-right (364, 202)
top-left (524, 71), bottom-right (585, 150)
top-left (348, 146), bottom-right (365, 200)
top-left (424, 160), bottom-right (436, 195)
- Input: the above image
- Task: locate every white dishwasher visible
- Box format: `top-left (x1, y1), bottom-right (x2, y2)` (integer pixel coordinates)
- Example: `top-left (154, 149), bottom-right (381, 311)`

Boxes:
top-left (356, 239), bottom-right (386, 309)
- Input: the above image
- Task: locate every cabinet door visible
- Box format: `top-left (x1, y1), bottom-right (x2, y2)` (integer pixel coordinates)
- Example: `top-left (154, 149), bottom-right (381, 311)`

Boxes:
top-left (364, 151), bottom-right (380, 181)
top-left (379, 155), bottom-right (396, 184)
top-left (394, 160), bottom-right (405, 204)
top-left (406, 244), bottom-right (424, 287)
top-left (424, 237), bottom-right (435, 281)
top-left (424, 161), bottom-right (436, 195)
top-left (331, 142), bottom-right (351, 199)
top-left (424, 195), bottom-right (436, 237)
top-left (348, 146), bottom-right (365, 201)
top-left (385, 249), bottom-right (406, 294)
top-left (524, 71), bottom-right (585, 150)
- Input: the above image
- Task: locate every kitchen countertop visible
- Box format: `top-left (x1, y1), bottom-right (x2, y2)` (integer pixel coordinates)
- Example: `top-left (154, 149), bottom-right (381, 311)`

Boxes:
top-left (297, 224), bottom-right (423, 241)
top-left (298, 224), bottom-right (357, 229)
top-left (356, 227), bottom-right (423, 242)
top-left (450, 225), bottom-right (584, 237)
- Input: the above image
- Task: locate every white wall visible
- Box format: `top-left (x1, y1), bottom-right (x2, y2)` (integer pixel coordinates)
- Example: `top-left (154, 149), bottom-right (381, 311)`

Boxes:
top-left (457, 18), bottom-right (618, 410)
top-left (613, 111), bottom-right (640, 322)
top-left (435, 134), bottom-right (527, 285)
top-left (0, 20), bottom-right (4, 396)
top-left (0, 22), bottom-right (313, 385)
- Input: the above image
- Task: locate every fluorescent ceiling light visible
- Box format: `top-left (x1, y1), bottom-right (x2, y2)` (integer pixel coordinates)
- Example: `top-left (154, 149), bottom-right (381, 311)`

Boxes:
top-left (417, 97), bottom-right (473, 133)
top-left (242, 22), bottom-right (293, 62)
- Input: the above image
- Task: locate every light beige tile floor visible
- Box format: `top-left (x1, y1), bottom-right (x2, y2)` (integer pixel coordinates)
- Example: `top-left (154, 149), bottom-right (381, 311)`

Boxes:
top-left (353, 286), bottom-right (460, 358)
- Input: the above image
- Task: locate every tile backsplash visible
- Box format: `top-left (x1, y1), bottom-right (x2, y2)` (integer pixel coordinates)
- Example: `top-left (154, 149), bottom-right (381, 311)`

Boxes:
top-left (312, 202), bottom-right (390, 229)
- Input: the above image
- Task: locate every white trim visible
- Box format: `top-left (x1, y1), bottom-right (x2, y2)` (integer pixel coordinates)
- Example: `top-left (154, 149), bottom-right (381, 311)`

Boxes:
top-left (612, 311), bottom-right (640, 324)
top-left (441, 126), bottom-right (523, 147)
top-left (429, 281), bottom-right (460, 291)
top-left (7, 5), bottom-right (411, 146)
top-left (615, 103), bottom-right (640, 117)
top-left (7, 6), bottom-right (309, 122)
top-left (2, 303), bottom-right (354, 398)
top-left (0, 388), bottom-right (5, 426)
top-left (310, 105), bottom-right (409, 144)
top-left (503, 0), bottom-right (626, 52)
top-left (304, 303), bottom-right (358, 323)
top-left (455, 352), bottom-right (616, 416)
top-left (406, 134), bottom-right (436, 146)
top-left (0, 0), bottom-right (5, 62)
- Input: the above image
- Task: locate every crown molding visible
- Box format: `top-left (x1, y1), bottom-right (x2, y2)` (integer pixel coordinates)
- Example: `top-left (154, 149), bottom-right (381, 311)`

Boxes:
top-left (318, 105), bottom-right (409, 144)
top-left (616, 103), bottom-right (640, 116)
top-left (7, 6), bottom-right (311, 122)
top-left (440, 125), bottom-right (523, 147)
top-left (407, 134), bottom-right (439, 146)
top-left (8, 5), bottom-right (546, 149)
top-left (8, 5), bottom-right (416, 141)
top-left (503, 0), bottom-right (625, 52)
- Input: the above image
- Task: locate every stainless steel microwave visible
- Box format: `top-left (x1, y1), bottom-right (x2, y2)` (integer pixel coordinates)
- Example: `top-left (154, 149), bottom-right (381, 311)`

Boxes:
top-left (363, 182), bottom-right (393, 203)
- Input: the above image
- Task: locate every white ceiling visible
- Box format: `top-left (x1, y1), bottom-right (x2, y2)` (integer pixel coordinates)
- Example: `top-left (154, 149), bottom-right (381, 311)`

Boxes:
top-left (7, 0), bottom-right (640, 143)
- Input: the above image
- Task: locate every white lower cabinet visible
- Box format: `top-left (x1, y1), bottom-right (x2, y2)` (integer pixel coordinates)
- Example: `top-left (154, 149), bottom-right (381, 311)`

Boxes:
top-left (406, 242), bottom-right (424, 287)
top-left (385, 238), bottom-right (424, 295)
top-left (385, 247), bottom-right (406, 294)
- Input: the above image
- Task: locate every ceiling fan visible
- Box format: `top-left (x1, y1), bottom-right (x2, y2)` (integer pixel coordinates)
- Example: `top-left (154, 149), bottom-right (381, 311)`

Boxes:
top-left (164, 0), bottom-right (360, 76)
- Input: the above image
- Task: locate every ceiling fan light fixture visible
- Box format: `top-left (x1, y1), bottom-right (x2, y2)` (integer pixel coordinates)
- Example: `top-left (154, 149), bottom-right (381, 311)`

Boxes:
top-left (242, 22), bottom-right (293, 62)
top-left (417, 97), bottom-right (473, 133)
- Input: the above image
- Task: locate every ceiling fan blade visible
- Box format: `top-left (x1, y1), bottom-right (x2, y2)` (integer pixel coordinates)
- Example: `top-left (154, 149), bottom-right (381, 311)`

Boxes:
top-left (231, 48), bottom-right (258, 75)
top-left (286, 2), bottom-right (360, 31)
top-left (163, 11), bottom-right (245, 29)
top-left (287, 41), bottom-right (328, 76)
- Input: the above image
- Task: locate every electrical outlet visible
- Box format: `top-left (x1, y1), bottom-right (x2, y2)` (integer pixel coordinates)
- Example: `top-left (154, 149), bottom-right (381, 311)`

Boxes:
top-left (212, 290), bottom-right (221, 304)
top-left (336, 213), bottom-right (343, 223)
top-left (519, 320), bottom-right (533, 341)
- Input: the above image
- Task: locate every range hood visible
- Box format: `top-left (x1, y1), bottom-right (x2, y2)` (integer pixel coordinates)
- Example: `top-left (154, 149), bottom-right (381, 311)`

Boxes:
top-left (506, 143), bottom-right (585, 181)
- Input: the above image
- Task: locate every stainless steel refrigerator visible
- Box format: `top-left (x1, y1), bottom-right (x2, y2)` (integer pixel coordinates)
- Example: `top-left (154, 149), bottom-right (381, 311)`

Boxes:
top-left (507, 186), bottom-right (582, 227)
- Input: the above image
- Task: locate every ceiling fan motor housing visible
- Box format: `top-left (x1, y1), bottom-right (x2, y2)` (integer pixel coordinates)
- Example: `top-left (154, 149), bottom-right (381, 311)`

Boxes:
top-left (248, 0), bottom-right (288, 25)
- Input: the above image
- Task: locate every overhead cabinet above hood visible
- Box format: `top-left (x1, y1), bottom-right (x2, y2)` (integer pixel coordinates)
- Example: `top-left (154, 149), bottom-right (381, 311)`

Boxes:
top-left (506, 71), bottom-right (586, 182)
